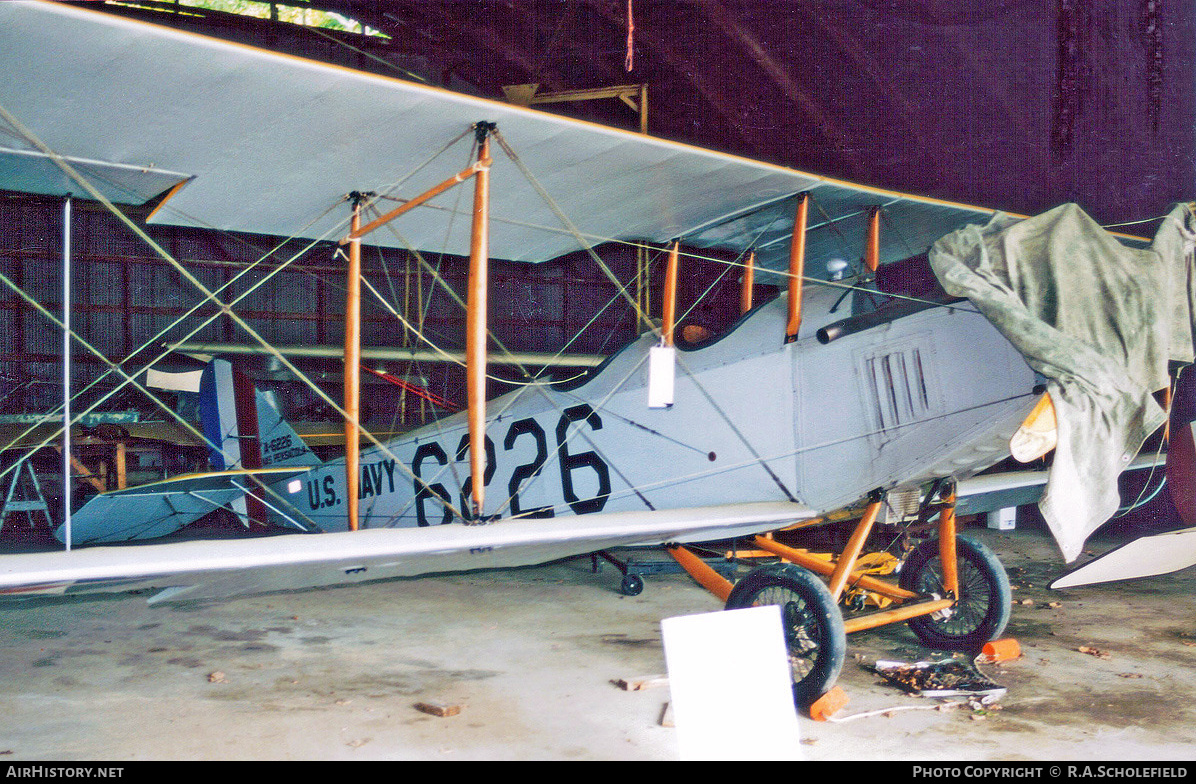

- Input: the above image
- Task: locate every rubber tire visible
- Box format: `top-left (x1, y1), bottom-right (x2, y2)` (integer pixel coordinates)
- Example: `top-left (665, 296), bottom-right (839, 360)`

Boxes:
top-left (724, 563), bottom-right (847, 707)
top-left (621, 573), bottom-right (644, 596)
top-left (898, 535), bottom-right (1012, 652)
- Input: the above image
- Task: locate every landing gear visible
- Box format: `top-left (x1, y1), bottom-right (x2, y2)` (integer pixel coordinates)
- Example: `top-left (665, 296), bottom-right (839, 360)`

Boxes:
top-left (620, 572), bottom-right (644, 596)
top-left (724, 563), bottom-right (847, 707)
top-left (898, 535), bottom-right (1011, 651)
top-left (662, 483), bottom-right (1015, 709)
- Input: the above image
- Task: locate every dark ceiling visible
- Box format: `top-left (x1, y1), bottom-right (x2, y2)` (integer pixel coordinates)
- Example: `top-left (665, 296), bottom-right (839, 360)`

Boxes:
top-left (76, 0), bottom-right (1194, 228)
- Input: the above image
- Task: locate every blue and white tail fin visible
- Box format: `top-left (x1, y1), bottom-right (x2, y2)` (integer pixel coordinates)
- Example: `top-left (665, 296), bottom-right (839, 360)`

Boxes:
top-left (198, 359), bottom-right (320, 528)
top-left (57, 360), bottom-right (318, 544)
top-left (198, 358), bottom-right (320, 472)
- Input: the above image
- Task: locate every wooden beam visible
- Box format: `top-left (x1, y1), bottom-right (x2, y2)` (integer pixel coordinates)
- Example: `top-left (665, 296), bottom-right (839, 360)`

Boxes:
top-left (503, 83), bottom-right (649, 133)
top-left (52, 448), bottom-right (105, 494)
top-left (518, 83), bottom-right (646, 104)
top-left (115, 440), bottom-right (127, 491)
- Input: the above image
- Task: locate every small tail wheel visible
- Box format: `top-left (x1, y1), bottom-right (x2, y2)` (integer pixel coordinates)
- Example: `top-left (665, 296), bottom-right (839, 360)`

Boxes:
top-left (898, 535), bottom-right (1012, 651)
top-left (620, 572), bottom-right (644, 596)
top-left (724, 563), bottom-right (847, 707)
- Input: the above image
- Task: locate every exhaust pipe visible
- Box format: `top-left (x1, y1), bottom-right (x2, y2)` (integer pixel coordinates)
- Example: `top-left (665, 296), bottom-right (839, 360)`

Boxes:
top-left (816, 292), bottom-right (962, 344)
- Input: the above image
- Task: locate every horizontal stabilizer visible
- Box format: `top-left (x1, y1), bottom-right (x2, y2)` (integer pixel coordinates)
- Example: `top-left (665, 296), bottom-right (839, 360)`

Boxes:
top-left (59, 468), bottom-right (310, 545)
top-left (1050, 527), bottom-right (1196, 589)
top-left (18, 501), bottom-right (813, 602)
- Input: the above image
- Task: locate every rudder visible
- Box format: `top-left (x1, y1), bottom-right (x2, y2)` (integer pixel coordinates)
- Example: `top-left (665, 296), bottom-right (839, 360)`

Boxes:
top-left (198, 358), bottom-right (320, 472)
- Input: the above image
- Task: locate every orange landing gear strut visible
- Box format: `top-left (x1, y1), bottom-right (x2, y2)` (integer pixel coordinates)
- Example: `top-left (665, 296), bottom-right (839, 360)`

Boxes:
top-left (665, 482), bottom-right (1013, 712)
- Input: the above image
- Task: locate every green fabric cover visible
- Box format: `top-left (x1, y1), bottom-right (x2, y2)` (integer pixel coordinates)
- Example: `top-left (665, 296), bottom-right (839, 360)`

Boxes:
top-left (930, 203), bottom-right (1195, 561)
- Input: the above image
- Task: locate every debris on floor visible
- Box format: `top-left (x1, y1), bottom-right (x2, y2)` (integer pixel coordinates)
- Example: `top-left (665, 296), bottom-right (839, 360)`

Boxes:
top-left (867, 658), bottom-right (1007, 700)
top-left (414, 700), bottom-right (463, 717)
top-left (978, 638), bottom-right (1021, 663)
top-left (612, 674), bottom-right (669, 691)
top-left (1077, 645), bottom-right (1112, 659)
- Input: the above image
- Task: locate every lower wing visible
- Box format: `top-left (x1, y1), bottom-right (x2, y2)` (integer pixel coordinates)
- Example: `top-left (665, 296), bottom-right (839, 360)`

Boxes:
top-left (1, 501), bottom-right (814, 603)
top-left (956, 453), bottom-right (1193, 588)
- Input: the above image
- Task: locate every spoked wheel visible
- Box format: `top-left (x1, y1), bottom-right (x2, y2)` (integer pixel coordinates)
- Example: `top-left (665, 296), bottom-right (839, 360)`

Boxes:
top-left (724, 563), bottom-right (846, 707)
top-left (898, 535), bottom-right (1012, 651)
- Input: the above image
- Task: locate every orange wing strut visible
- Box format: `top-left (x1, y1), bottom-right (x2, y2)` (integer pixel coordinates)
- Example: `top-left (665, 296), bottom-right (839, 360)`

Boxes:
top-left (784, 193), bottom-right (809, 343)
top-left (865, 206), bottom-right (881, 273)
top-left (340, 158), bottom-right (491, 245)
top-left (342, 121), bottom-right (495, 523)
top-left (740, 250), bottom-right (755, 315)
top-left (661, 241), bottom-right (680, 346)
top-left (466, 125), bottom-right (494, 519)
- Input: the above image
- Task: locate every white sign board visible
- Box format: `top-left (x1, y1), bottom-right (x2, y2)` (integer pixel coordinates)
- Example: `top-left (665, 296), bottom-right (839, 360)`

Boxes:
top-left (661, 606), bottom-right (802, 760)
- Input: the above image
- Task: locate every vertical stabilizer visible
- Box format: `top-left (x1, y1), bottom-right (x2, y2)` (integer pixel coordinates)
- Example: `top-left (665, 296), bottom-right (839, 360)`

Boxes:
top-left (198, 359), bottom-right (319, 471)
top-left (254, 385), bottom-right (321, 468)
top-left (198, 359), bottom-right (319, 528)
top-left (199, 359), bottom-right (241, 470)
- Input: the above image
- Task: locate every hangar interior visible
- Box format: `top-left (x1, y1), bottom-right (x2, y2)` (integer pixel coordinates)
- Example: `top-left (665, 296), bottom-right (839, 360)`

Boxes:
top-left (1, 0), bottom-right (1195, 762)
top-left (4, 0), bottom-right (1192, 527)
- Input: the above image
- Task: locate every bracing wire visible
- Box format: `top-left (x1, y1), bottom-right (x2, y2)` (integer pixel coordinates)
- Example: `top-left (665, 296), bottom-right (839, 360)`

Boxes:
top-left (0, 100), bottom-right (469, 521)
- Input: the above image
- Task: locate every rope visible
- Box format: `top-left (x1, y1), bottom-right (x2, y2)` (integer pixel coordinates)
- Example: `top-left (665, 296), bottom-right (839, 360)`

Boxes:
top-left (625, 0), bottom-right (635, 72)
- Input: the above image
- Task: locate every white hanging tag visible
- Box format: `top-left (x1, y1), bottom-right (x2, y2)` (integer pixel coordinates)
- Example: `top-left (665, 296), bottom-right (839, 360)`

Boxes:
top-left (648, 345), bottom-right (675, 408)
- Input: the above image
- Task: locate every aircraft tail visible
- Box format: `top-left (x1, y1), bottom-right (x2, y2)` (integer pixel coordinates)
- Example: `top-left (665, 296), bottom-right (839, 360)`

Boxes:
top-left (198, 359), bottom-right (321, 472)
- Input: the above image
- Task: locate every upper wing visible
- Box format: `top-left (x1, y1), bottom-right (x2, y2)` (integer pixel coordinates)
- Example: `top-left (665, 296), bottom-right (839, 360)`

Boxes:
top-left (0, 145), bottom-right (191, 207)
top-left (0, 1), bottom-right (1000, 278)
top-left (1, 501), bottom-right (813, 603)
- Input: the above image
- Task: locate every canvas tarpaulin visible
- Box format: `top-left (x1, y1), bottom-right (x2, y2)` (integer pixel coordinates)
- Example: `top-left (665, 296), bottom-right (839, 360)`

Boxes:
top-left (930, 203), bottom-right (1196, 561)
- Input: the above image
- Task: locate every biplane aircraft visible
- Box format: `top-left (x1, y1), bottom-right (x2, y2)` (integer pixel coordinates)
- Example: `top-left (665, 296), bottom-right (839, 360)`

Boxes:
top-left (0, 1), bottom-right (1192, 706)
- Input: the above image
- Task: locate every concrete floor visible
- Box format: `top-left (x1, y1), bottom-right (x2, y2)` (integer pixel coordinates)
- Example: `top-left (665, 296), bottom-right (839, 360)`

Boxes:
top-left (0, 524), bottom-right (1194, 761)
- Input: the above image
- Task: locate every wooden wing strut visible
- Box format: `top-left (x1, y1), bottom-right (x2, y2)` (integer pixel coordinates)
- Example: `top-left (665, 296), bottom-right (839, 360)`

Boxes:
top-left (466, 125), bottom-right (493, 519)
top-left (339, 122), bottom-right (496, 523)
top-left (784, 193), bottom-right (809, 343)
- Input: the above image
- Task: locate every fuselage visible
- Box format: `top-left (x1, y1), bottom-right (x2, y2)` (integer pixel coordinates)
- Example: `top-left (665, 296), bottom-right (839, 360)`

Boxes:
top-left (264, 280), bottom-right (1038, 533)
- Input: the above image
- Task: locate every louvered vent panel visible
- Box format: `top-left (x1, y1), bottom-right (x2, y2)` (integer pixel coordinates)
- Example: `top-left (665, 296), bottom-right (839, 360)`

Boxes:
top-left (865, 348), bottom-right (930, 432)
